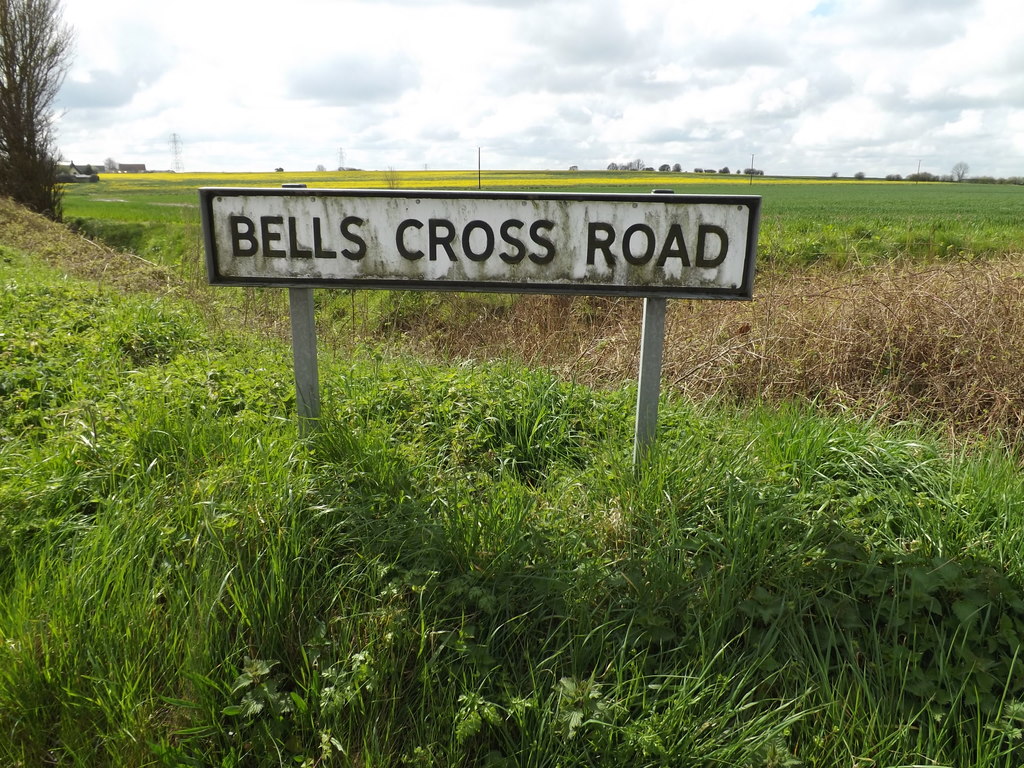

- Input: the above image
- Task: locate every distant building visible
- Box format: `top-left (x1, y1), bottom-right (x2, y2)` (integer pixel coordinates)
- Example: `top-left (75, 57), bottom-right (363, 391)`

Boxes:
top-left (118, 163), bottom-right (147, 173)
top-left (56, 162), bottom-right (99, 183)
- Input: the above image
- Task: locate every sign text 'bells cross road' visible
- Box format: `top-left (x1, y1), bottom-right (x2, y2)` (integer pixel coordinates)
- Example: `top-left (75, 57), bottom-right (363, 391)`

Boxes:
top-left (201, 188), bottom-right (759, 299)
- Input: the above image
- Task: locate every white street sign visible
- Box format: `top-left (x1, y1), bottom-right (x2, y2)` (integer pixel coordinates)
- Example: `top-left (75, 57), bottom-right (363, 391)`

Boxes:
top-left (201, 188), bottom-right (759, 299)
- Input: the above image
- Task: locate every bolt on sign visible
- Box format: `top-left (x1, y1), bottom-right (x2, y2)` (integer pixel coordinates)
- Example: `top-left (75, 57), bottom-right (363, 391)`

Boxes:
top-left (200, 189), bottom-right (760, 298)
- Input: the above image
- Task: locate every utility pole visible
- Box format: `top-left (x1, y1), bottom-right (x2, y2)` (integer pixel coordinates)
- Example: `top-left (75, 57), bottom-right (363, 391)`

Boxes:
top-left (338, 147), bottom-right (345, 170)
top-left (749, 153), bottom-right (755, 185)
top-left (478, 147), bottom-right (482, 189)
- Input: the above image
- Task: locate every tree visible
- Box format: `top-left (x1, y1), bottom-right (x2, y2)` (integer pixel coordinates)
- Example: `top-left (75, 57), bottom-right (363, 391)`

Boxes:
top-left (104, 157), bottom-right (117, 171)
top-left (0, 0), bottom-right (73, 220)
top-left (952, 161), bottom-right (969, 182)
top-left (315, 164), bottom-right (326, 172)
top-left (854, 171), bottom-right (866, 180)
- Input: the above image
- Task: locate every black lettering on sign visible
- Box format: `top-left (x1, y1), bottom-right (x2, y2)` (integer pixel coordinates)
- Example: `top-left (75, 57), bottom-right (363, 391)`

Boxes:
top-left (657, 223), bottom-right (690, 267)
top-left (528, 220), bottom-right (556, 264)
top-left (340, 216), bottom-right (366, 260)
top-left (696, 224), bottom-right (728, 268)
top-left (288, 217), bottom-right (313, 259)
top-left (499, 219), bottom-right (526, 264)
top-left (261, 216), bottom-right (285, 257)
top-left (397, 219), bottom-right (423, 260)
top-left (428, 219), bottom-right (458, 261)
top-left (586, 222), bottom-right (616, 266)
top-left (622, 223), bottom-right (655, 265)
top-left (313, 218), bottom-right (336, 259)
top-left (462, 220), bottom-right (494, 262)
top-left (230, 215), bottom-right (257, 257)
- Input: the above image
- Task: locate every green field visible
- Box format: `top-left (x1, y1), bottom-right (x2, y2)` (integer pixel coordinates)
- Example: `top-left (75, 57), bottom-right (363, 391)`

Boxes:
top-left (63, 170), bottom-right (1024, 268)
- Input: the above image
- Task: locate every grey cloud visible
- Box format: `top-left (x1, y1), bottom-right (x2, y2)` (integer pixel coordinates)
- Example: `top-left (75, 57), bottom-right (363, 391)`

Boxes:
top-left (384, 0), bottom-right (556, 5)
top-left (518, 0), bottom-right (641, 69)
top-left (888, 0), bottom-right (978, 12)
top-left (807, 68), bottom-right (856, 102)
top-left (288, 54), bottom-right (420, 106)
top-left (58, 70), bottom-right (143, 109)
top-left (849, 0), bottom-right (981, 48)
top-left (419, 126), bottom-right (461, 142)
top-left (693, 36), bottom-right (790, 70)
top-left (637, 125), bottom-right (718, 144)
top-left (555, 104), bottom-right (594, 125)
top-left (876, 86), bottom-right (1006, 114)
top-left (57, 16), bottom-right (174, 112)
top-left (494, 55), bottom-right (687, 101)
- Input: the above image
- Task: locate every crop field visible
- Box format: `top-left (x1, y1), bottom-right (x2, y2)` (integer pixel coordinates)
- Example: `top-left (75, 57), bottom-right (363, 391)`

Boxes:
top-left (65, 169), bottom-right (1024, 266)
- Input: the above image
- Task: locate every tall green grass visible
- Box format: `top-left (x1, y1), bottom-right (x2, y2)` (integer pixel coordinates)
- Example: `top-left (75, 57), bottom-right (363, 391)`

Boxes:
top-left (4, 246), bottom-right (1024, 766)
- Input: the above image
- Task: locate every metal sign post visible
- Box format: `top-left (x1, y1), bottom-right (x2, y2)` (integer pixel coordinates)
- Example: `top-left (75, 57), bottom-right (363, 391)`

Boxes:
top-left (280, 184), bottom-right (320, 436)
top-left (288, 286), bottom-right (320, 435)
top-left (200, 187), bottom-right (760, 450)
top-left (632, 190), bottom-right (674, 465)
top-left (633, 296), bottom-right (667, 464)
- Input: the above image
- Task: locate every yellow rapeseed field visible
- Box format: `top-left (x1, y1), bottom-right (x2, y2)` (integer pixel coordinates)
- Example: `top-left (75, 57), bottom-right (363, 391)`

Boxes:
top-left (93, 168), bottom-right (827, 195)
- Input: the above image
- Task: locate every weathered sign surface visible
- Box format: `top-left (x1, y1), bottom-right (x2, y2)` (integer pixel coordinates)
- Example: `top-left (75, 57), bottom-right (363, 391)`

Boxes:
top-left (200, 188), bottom-right (760, 299)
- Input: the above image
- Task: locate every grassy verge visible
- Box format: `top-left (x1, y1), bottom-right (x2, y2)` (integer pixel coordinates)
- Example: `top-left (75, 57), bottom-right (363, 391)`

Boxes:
top-left (5, 231), bottom-right (1024, 766)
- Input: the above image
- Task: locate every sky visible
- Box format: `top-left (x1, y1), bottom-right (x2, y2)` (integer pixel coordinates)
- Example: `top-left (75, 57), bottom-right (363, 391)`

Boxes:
top-left (53, 0), bottom-right (1024, 178)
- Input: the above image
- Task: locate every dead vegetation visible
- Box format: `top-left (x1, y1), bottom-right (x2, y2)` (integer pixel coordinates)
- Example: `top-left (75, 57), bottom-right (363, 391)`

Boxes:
top-left (0, 196), bottom-right (177, 293)
top-left (4, 194), bottom-right (1024, 444)
top-left (380, 262), bottom-right (1024, 445)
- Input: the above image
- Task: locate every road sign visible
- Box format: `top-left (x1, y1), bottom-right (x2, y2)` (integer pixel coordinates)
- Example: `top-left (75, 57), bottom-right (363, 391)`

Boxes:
top-left (201, 188), bottom-right (759, 299)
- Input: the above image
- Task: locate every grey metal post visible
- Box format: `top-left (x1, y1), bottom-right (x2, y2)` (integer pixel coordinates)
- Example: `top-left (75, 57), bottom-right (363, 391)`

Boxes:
top-left (289, 286), bottom-right (320, 435)
top-left (632, 188), bottom-right (674, 466)
top-left (633, 296), bottom-right (666, 464)
top-left (281, 184), bottom-right (320, 436)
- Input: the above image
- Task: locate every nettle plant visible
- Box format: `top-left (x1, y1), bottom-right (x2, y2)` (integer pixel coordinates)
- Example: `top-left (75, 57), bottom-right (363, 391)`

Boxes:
top-left (222, 658), bottom-right (304, 752)
top-left (738, 544), bottom-right (1024, 721)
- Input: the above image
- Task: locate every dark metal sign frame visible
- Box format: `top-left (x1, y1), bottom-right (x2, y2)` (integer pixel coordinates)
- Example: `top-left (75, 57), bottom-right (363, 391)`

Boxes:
top-left (200, 187), bottom-right (760, 300)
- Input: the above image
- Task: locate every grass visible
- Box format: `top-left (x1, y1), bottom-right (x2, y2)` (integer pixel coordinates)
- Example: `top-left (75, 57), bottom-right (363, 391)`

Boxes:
top-left (63, 170), bottom-right (1024, 269)
top-left (6, 222), bottom-right (1024, 766)
top-left (55, 170), bottom-right (1024, 448)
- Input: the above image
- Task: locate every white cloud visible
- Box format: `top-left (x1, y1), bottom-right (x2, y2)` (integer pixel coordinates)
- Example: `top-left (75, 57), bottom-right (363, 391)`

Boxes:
top-left (939, 109), bottom-right (984, 137)
top-left (52, 0), bottom-right (1024, 176)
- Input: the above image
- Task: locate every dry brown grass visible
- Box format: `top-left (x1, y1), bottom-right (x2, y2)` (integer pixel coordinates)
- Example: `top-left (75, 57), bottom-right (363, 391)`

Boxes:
top-left (5, 194), bottom-right (1024, 444)
top-left (0, 196), bottom-right (177, 294)
top-left (414, 261), bottom-right (1024, 444)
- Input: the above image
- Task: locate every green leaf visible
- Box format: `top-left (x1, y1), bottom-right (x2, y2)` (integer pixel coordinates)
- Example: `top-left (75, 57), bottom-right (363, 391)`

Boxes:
top-left (953, 598), bottom-right (985, 626)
